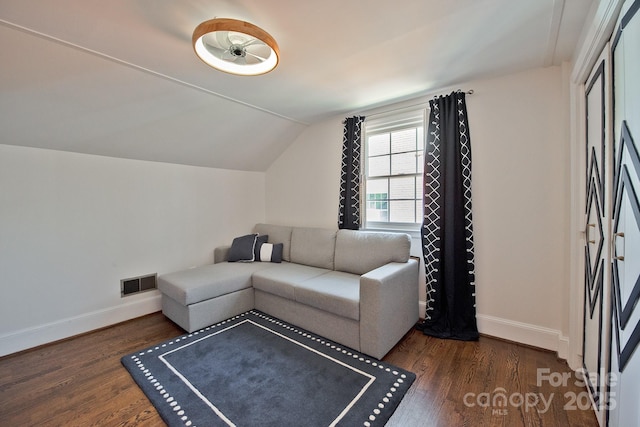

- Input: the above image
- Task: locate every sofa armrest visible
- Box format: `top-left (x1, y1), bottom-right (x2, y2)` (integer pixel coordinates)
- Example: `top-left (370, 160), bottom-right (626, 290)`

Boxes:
top-left (214, 245), bottom-right (231, 263)
top-left (359, 259), bottom-right (419, 359)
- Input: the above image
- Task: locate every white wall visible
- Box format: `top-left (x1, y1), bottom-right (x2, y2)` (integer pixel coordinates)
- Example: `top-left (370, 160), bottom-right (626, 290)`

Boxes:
top-left (266, 120), bottom-right (343, 229)
top-left (470, 66), bottom-right (569, 354)
top-left (266, 65), bottom-right (571, 354)
top-left (0, 145), bottom-right (265, 356)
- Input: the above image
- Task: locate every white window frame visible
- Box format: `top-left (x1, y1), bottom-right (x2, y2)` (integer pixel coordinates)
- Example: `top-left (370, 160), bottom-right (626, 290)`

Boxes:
top-left (362, 105), bottom-right (428, 236)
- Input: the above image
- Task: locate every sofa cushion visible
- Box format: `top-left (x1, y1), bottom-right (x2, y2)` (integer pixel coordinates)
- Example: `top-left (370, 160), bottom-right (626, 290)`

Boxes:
top-left (334, 229), bottom-right (411, 275)
top-left (290, 227), bottom-right (337, 270)
top-left (227, 234), bottom-right (258, 262)
top-left (158, 262), bottom-right (273, 306)
top-left (294, 271), bottom-right (360, 321)
top-left (254, 224), bottom-right (293, 262)
top-left (252, 263), bottom-right (331, 300)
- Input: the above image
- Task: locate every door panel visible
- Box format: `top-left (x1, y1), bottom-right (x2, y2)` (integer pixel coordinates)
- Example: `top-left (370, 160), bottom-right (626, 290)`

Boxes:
top-left (583, 50), bottom-right (610, 426)
top-left (609, 1), bottom-right (640, 425)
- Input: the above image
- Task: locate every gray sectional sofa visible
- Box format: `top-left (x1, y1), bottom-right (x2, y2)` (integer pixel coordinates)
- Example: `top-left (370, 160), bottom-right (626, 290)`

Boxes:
top-left (157, 223), bottom-right (419, 359)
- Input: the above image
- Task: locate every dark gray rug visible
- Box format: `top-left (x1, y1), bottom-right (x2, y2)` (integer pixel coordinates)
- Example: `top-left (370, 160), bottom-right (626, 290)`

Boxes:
top-left (121, 310), bottom-right (415, 427)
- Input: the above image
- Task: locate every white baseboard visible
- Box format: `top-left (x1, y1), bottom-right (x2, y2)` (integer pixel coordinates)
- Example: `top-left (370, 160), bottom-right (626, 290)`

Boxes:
top-left (477, 314), bottom-right (566, 356)
top-left (418, 301), bottom-right (569, 358)
top-left (0, 293), bottom-right (162, 357)
top-left (557, 335), bottom-right (570, 361)
top-left (4, 298), bottom-right (570, 360)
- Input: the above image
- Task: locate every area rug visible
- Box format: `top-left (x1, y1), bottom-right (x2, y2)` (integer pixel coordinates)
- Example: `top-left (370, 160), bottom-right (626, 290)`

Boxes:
top-left (121, 310), bottom-right (415, 427)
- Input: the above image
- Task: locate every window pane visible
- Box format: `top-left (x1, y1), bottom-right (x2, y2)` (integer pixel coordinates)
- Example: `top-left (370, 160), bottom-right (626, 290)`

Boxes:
top-left (365, 178), bottom-right (389, 222)
top-left (417, 152), bottom-right (424, 174)
top-left (391, 152), bottom-right (417, 175)
top-left (368, 133), bottom-right (390, 156)
top-left (416, 177), bottom-right (424, 199)
top-left (389, 200), bottom-right (416, 223)
top-left (368, 155), bottom-right (390, 177)
top-left (389, 176), bottom-right (415, 199)
top-left (416, 202), bottom-right (423, 223)
top-left (391, 128), bottom-right (416, 153)
top-left (417, 126), bottom-right (424, 151)
top-left (366, 178), bottom-right (388, 197)
top-left (367, 206), bottom-right (389, 222)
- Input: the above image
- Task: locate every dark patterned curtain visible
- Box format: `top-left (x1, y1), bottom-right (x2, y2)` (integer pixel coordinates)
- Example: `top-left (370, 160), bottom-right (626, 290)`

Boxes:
top-left (338, 116), bottom-right (365, 230)
top-left (418, 91), bottom-right (478, 341)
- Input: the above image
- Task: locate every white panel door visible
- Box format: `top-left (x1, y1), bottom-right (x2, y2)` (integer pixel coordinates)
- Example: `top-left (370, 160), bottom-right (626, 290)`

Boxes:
top-left (609, 1), bottom-right (640, 426)
top-left (583, 43), bottom-right (612, 427)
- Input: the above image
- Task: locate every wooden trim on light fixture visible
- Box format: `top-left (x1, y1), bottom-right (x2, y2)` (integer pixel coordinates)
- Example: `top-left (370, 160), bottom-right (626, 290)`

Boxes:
top-left (192, 18), bottom-right (279, 55)
top-left (192, 18), bottom-right (280, 75)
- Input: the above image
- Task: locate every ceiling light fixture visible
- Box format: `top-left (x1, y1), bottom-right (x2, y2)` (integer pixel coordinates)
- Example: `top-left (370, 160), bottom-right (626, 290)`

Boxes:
top-left (192, 18), bottom-right (279, 76)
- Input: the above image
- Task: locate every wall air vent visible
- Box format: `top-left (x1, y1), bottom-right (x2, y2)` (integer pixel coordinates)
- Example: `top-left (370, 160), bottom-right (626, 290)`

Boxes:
top-left (121, 273), bottom-right (157, 297)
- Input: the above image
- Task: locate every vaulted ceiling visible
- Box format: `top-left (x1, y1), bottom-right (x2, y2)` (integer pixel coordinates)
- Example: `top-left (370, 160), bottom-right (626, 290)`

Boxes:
top-left (0, 0), bottom-right (595, 171)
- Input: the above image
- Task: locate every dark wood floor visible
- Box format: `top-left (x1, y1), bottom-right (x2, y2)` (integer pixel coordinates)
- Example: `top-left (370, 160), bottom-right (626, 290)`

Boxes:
top-left (0, 313), bottom-right (598, 427)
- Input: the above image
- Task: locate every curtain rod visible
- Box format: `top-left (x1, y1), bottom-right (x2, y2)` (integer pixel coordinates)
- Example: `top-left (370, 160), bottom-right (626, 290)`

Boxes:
top-left (432, 89), bottom-right (474, 99)
top-left (348, 89), bottom-right (475, 119)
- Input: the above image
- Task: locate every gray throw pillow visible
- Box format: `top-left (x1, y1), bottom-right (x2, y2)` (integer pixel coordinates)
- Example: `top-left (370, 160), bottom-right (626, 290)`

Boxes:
top-left (228, 234), bottom-right (258, 262)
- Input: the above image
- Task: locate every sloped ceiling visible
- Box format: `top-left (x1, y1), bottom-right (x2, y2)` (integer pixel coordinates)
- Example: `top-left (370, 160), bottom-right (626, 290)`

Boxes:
top-left (0, 0), bottom-right (594, 171)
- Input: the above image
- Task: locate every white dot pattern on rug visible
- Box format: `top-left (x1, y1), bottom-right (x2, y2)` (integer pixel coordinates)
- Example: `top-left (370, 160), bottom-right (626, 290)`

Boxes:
top-left (130, 354), bottom-right (196, 427)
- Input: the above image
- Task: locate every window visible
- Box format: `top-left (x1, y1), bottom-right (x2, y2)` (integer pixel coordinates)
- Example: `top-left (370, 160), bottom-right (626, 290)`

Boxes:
top-left (363, 108), bottom-right (426, 232)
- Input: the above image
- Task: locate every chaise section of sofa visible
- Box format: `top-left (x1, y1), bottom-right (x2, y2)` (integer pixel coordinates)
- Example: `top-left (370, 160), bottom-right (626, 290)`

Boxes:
top-left (158, 262), bottom-right (269, 332)
top-left (157, 223), bottom-right (419, 359)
